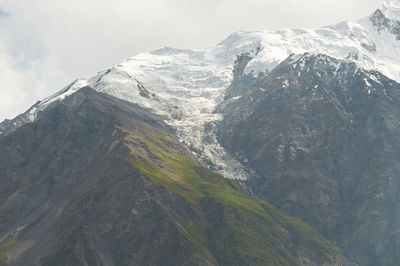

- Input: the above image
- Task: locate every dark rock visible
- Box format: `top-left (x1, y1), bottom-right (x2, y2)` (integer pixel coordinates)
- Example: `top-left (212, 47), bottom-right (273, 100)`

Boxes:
top-left (218, 53), bottom-right (400, 266)
top-left (370, 9), bottom-right (400, 40)
top-left (224, 53), bottom-right (258, 100)
top-left (0, 87), bottom-right (351, 265)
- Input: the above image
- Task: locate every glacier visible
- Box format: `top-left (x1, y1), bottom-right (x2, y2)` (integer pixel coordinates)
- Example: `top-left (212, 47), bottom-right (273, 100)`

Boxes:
top-left (2, 0), bottom-right (400, 180)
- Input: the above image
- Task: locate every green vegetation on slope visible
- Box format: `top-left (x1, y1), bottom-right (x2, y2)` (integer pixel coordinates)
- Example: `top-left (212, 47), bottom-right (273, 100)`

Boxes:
top-left (0, 234), bottom-right (18, 263)
top-left (120, 125), bottom-right (342, 265)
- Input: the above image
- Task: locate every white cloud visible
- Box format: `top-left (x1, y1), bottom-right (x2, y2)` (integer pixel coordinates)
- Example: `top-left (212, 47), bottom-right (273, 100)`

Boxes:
top-left (0, 38), bottom-right (68, 119)
top-left (0, 0), bottom-right (381, 120)
top-left (0, 44), bottom-right (44, 119)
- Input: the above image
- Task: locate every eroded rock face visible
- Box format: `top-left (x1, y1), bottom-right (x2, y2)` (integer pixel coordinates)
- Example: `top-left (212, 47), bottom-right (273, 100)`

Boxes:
top-left (224, 52), bottom-right (259, 100)
top-left (0, 87), bottom-right (351, 266)
top-left (218, 53), bottom-right (400, 266)
top-left (370, 9), bottom-right (400, 39)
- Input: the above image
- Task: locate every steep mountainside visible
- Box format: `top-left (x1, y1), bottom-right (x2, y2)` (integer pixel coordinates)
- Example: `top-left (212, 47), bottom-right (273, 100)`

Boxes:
top-left (1, 1), bottom-right (400, 266)
top-left (0, 88), bottom-right (351, 266)
top-left (2, 0), bottom-right (400, 181)
top-left (218, 53), bottom-right (400, 266)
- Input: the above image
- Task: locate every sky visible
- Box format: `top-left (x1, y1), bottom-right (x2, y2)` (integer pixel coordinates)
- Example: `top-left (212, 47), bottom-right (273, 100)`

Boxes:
top-left (0, 0), bottom-right (382, 121)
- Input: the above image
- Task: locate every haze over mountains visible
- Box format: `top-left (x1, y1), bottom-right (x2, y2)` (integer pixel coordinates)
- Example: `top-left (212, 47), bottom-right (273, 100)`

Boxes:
top-left (1, 0), bottom-right (400, 265)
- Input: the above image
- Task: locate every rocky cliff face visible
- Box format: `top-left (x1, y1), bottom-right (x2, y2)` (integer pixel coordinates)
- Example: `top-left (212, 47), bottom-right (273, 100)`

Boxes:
top-left (224, 52), bottom-right (259, 100)
top-left (0, 87), bottom-right (351, 266)
top-left (218, 53), bottom-right (400, 266)
top-left (370, 9), bottom-right (400, 39)
top-left (2, 3), bottom-right (400, 266)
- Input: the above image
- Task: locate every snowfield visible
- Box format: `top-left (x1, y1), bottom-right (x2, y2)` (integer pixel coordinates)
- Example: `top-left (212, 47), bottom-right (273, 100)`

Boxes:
top-left (3, 0), bottom-right (400, 180)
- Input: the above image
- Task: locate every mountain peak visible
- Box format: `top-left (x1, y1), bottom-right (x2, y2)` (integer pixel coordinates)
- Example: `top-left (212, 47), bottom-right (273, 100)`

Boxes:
top-left (0, 83), bottom-right (350, 266)
top-left (381, 0), bottom-right (400, 20)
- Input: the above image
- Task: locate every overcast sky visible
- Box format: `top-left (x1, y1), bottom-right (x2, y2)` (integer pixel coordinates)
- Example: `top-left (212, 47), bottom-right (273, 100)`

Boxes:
top-left (0, 0), bottom-right (382, 121)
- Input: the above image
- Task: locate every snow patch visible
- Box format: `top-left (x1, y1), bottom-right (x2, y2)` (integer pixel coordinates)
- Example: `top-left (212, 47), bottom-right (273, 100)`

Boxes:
top-left (364, 78), bottom-right (373, 87)
top-left (381, 0), bottom-right (400, 20)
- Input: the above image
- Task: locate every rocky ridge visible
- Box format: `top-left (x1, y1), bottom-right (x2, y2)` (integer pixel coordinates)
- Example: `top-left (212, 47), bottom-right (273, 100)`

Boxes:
top-left (0, 87), bottom-right (352, 266)
top-left (218, 53), bottom-right (400, 266)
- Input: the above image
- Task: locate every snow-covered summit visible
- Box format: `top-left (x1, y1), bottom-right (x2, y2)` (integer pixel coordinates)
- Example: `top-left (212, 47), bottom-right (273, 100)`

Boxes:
top-left (2, 3), bottom-right (400, 180)
top-left (216, 7), bottom-right (400, 82)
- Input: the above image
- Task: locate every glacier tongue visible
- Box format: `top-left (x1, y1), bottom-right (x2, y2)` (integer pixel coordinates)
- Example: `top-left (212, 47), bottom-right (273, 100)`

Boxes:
top-left (27, 46), bottom-right (253, 180)
top-left (4, 5), bottom-right (400, 180)
top-left (116, 47), bottom-right (254, 180)
top-left (111, 7), bottom-right (400, 181)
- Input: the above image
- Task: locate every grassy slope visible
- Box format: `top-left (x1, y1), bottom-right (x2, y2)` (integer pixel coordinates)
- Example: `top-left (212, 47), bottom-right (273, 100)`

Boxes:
top-left (0, 236), bottom-right (17, 264)
top-left (120, 125), bottom-right (342, 266)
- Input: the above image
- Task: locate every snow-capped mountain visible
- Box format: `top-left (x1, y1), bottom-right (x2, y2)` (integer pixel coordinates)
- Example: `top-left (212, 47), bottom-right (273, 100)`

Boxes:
top-left (217, 51), bottom-right (400, 266)
top-left (2, 0), bottom-right (400, 180)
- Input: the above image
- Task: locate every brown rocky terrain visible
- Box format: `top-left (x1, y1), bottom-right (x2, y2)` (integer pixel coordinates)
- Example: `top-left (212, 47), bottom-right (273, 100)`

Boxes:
top-left (0, 87), bottom-right (352, 265)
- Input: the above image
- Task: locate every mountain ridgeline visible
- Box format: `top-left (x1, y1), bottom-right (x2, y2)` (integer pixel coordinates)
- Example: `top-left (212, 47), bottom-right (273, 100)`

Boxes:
top-left (0, 88), bottom-right (350, 265)
top-left (2, 1), bottom-right (400, 265)
top-left (218, 53), bottom-right (400, 266)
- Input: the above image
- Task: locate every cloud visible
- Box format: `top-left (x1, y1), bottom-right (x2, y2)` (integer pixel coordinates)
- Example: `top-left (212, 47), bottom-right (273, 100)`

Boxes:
top-left (0, 44), bottom-right (44, 120)
top-left (0, 0), bottom-right (381, 121)
top-left (0, 37), bottom-right (68, 120)
top-left (0, 8), bottom-right (9, 17)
